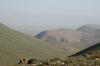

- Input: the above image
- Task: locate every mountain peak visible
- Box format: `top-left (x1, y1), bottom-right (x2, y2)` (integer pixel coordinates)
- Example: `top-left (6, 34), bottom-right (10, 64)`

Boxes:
top-left (77, 24), bottom-right (100, 32)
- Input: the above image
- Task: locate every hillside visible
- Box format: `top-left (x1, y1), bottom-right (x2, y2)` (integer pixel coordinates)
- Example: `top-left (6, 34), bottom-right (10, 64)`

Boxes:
top-left (77, 24), bottom-right (100, 47)
top-left (35, 28), bottom-right (84, 53)
top-left (70, 42), bottom-right (100, 56)
top-left (35, 28), bottom-right (82, 44)
top-left (64, 43), bottom-right (100, 66)
top-left (35, 24), bottom-right (100, 53)
top-left (0, 23), bottom-right (68, 64)
top-left (4, 43), bottom-right (100, 66)
top-left (77, 24), bottom-right (100, 33)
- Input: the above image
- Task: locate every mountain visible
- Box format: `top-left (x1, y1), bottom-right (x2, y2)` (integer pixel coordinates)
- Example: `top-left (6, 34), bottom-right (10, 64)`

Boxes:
top-left (77, 24), bottom-right (100, 47)
top-left (35, 24), bottom-right (100, 54)
top-left (0, 23), bottom-right (68, 64)
top-left (77, 24), bottom-right (100, 33)
top-left (35, 28), bottom-right (84, 53)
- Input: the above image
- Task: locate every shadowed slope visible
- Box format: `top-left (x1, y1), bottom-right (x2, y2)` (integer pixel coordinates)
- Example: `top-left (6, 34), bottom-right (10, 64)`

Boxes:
top-left (70, 42), bottom-right (100, 56)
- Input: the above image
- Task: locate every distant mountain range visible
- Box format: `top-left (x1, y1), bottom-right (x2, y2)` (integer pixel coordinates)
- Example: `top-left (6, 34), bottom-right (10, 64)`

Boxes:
top-left (35, 28), bottom-right (82, 52)
top-left (35, 24), bottom-right (100, 53)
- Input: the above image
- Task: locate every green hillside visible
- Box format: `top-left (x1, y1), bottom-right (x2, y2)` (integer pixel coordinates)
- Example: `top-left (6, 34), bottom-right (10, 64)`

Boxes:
top-left (2, 43), bottom-right (100, 66)
top-left (0, 23), bottom-right (67, 64)
top-left (4, 43), bottom-right (100, 66)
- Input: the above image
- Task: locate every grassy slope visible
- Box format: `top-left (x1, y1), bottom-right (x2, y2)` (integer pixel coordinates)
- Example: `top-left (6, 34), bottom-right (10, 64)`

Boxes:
top-left (20, 43), bottom-right (100, 66)
top-left (4, 43), bottom-right (100, 66)
top-left (0, 23), bottom-right (67, 64)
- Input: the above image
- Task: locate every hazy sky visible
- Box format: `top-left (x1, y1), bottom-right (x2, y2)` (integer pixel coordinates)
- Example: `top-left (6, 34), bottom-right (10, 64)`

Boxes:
top-left (0, 0), bottom-right (100, 34)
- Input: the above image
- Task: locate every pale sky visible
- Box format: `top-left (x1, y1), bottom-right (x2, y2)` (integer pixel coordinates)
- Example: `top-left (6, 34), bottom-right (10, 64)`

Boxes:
top-left (0, 0), bottom-right (100, 34)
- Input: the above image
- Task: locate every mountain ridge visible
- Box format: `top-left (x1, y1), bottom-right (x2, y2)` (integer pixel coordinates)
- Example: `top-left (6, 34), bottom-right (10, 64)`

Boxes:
top-left (35, 24), bottom-right (100, 54)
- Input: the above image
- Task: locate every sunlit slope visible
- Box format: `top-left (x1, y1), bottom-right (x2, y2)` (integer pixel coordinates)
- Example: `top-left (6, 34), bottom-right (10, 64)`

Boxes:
top-left (0, 23), bottom-right (67, 64)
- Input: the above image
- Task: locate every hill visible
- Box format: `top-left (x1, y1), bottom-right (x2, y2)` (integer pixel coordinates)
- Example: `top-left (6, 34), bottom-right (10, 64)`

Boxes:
top-left (76, 24), bottom-right (100, 47)
top-left (35, 24), bottom-right (100, 53)
top-left (35, 28), bottom-right (84, 53)
top-left (4, 43), bottom-right (100, 66)
top-left (0, 23), bottom-right (68, 64)
top-left (24, 43), bottom-right (100, 66)
top-left (77, 24), bottom-right (100, 33)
